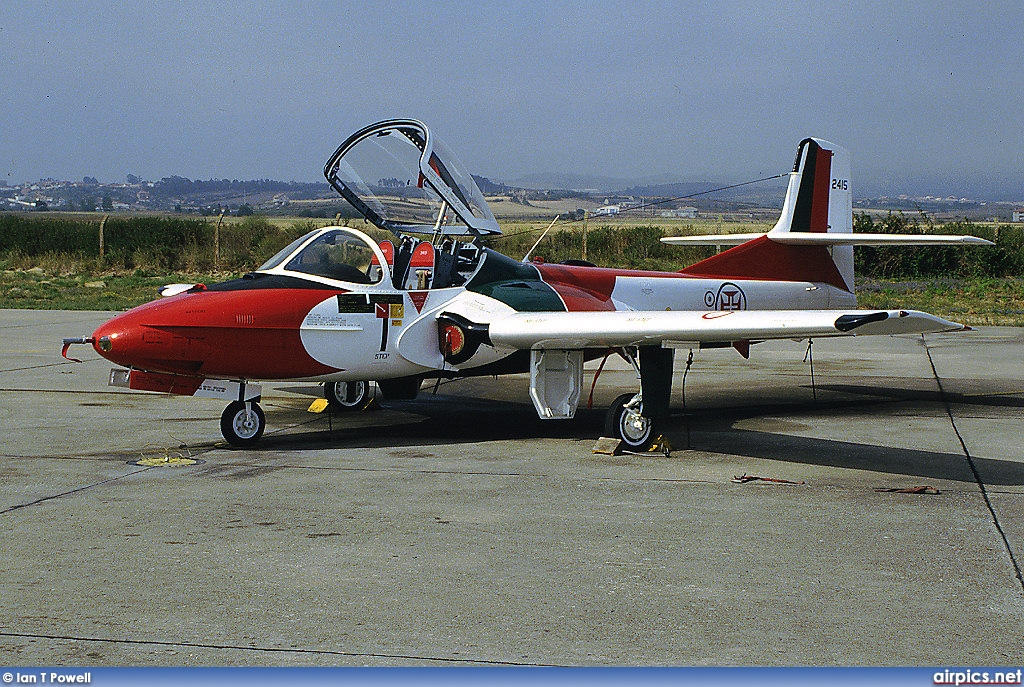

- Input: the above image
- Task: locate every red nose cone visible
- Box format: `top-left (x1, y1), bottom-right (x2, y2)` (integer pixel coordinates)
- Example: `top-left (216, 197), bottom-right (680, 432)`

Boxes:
top-left (91, 305), bottom-right (152, 369)
top-left (89, 297), bottom-right (203, 375)
top-left (87, 287), bottom-right (343, 379)
top-left (91, 318), bottom-right (124, 362)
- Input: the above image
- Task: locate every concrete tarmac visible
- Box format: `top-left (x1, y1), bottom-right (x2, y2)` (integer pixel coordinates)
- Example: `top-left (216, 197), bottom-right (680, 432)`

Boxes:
top-left (1, 309), bottom-right (1022, 666)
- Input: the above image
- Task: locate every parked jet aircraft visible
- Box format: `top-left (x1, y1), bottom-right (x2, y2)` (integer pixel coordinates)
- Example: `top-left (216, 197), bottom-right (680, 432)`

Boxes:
top-left (63, 119), bottom-right (991, 448)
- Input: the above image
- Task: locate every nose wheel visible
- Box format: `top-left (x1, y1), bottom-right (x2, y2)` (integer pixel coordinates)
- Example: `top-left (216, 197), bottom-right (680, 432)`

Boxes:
top-left (220, 400), bottom-right (266, 446)
top-left (605, 393), bottom-right (656, 450)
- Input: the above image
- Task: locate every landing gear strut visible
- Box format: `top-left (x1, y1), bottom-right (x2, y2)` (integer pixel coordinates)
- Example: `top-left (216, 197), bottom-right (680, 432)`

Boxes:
top-left (220, 400), bottom-right (265, 446)
top-left (604, 345), bottom-right (673, 451)
top-left (325, 380), bottom-right (371, 411)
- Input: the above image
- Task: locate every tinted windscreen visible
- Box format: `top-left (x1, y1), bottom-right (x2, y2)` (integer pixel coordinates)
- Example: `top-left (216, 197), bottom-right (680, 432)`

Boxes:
top-left (257, 232), bottom-right (317, 271)
top-left (283, 230), bottom-right (382, 284)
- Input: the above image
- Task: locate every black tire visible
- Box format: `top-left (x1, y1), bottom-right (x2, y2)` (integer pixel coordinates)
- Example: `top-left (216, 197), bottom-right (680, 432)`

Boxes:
top-left (605, 393), bottom-right (656, 450)
top-left (325, 380), bottom-right (370, 411)
top-left (220, 401), bottom-right (265, 446)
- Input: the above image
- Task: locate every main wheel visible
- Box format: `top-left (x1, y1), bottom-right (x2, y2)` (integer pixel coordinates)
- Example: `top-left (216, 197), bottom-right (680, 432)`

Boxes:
top-left (605, 393), bottom-right (656, 450)
top-left (325, 380), bottom-right (370, 411)
top-left (220, 401), bottom-right (265, 446)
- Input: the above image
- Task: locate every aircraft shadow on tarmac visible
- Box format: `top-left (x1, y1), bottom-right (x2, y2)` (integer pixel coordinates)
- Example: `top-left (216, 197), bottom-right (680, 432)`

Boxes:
top-left (684, 383), bottom-right (1024, 486)
top-left (815, 382), bottom-right (1024, 409)
top-left (256, 380), bottom-right (1024, 487)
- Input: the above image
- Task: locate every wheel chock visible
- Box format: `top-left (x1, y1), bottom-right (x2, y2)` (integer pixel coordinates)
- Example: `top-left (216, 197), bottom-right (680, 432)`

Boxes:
top-left (592, 437), bottom-right (622, 455)
top-left (307, 398), bottom-right (329, 413)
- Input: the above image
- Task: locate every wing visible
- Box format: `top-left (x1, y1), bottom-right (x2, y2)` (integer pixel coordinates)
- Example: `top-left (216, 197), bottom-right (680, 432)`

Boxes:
top-left (476, 309), bottom-right (966, 350)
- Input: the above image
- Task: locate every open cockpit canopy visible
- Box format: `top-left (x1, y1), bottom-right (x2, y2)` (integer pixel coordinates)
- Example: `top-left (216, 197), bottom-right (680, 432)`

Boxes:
top-left (324, 119), bottom-right (500, 239)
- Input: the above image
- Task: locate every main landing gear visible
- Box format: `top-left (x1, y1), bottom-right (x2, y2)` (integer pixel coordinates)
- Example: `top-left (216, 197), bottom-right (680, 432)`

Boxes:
top-left (324, 380), bottom-right (371, 411)
top-left (324, 378), bottom-right (421, 409)
top-left (605, 393), bottom-right (655, 450)
top-left (603, 345), bottom-right (674, 451)
top-left (220, 400), bottom-right (266, 446)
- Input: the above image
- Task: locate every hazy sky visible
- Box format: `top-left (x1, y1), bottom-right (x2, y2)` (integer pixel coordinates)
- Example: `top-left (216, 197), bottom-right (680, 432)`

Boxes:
top-left (3, 1), bottom-right (1023, 199)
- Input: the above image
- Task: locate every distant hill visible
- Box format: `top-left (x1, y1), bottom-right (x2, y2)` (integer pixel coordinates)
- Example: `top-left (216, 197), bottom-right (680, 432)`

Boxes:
top-left (154, 176), bottom-right (329, 199)
top-left (621, 181), bottom-right (720, 198)
top-left (471, 175), bottom-right (512, 195)
top-left (507, 172), bottom-right (640, 193)
top-left (502, 173), bottom-right (791, 207)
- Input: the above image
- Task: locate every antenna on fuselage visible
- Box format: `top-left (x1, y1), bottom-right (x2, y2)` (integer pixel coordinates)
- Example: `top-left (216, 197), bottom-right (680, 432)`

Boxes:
top-left (522, 216), bottom-right (559, 262)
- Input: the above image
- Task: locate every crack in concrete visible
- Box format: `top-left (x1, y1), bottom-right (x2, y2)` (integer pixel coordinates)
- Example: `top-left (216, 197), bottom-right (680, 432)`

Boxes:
top-left (0, 630), bottom-right (549, 666)
top-left (922, 335), bottom-right (1024, 594)
top-left (0, 468), bottom-right (153, 515)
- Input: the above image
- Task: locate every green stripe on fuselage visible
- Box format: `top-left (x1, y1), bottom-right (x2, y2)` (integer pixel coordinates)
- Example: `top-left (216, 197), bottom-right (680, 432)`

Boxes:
top-left (467, 249), bottom-right (566, 312)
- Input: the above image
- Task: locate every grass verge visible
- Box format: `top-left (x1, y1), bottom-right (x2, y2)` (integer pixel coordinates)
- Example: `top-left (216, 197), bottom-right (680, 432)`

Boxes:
top-left (855, 277), bottom-right (1024, 327)
top-left (0, 268), bottom-right (241, 311)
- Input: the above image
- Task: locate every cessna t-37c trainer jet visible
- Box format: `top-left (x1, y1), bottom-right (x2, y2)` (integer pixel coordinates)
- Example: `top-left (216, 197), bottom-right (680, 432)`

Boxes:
top-left (63, 119), bottom-right (991, 448)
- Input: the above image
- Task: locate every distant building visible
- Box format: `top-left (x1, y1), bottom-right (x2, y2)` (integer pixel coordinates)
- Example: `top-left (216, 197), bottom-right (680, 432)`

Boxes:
top-left (1013, 209), bottom-right (1024, 222)
top-left (660, 207), bottom-right (698, 219)
top-left (594, 205), bottom-right (620, 216)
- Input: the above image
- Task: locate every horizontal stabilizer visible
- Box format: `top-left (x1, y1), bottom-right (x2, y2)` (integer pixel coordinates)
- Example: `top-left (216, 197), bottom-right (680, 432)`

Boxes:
top-left (660, 233), bottom-right (767, 246)
top-left (662, 233), bottom-right (994, 247)
top-left (476, 308), bottom-right (966, 351)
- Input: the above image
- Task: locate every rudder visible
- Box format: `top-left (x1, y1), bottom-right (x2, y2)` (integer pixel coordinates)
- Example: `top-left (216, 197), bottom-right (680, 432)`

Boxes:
top-left (770, 138), bottom-right (853, 287)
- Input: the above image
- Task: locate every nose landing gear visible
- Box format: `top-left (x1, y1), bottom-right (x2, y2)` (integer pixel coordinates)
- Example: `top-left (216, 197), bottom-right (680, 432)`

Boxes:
top-left (220, 400), bottom-right (266, 446)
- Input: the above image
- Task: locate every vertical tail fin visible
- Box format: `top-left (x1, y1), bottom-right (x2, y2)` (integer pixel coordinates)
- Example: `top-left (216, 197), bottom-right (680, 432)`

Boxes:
top-left (769, 138), bottom-right (853, 287)
top-left (677, 137), bottom-right (854, 292)
top-left (667, 137), bottom-right (988, 290)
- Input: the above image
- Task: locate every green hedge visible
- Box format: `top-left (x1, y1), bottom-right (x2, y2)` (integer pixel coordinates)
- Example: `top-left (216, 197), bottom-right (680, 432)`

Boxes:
top-left (0, 215), bottom-right (102, 255)
top-left (853, 213), bottom-right (1024, 279)
top-left (3, 213), bottom-right (1021, 278)
top-left (0, 215), bottom-right (311, 271)
top-left (486, 224), bottom-right (714, 272)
